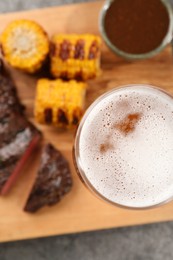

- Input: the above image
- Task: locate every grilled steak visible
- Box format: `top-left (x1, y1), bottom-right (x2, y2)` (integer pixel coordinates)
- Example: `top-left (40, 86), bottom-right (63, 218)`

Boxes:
top-left (0, 74), bottom-right (25, 117)
top-left (0, 113), bottom-right (42, 195)
top-left (0, 68), bottom-right (42, 195)
top-left (24, 143), bottom-right (73, 213)
top-left (0, 59), bottom-right (9, 77)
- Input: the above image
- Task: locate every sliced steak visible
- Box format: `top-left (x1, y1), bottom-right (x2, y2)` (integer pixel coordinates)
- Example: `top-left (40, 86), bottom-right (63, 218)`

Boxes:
top-left (0, 116), bottom-right (42, 195)
top-left (24, 143), bottom-right (73, 213)
top-left (0, 74), bottom-right (25, 117)
top-left (0, 164), bottom-right (16, 191)
top-left (0, 67), bottom-right (42, 195)
top-left (0, 112), bottom-right (31, 145)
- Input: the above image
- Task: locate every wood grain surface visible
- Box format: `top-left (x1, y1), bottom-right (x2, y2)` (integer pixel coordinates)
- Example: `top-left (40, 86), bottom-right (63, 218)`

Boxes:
top-left (0, 1), bottom-right (173, 243)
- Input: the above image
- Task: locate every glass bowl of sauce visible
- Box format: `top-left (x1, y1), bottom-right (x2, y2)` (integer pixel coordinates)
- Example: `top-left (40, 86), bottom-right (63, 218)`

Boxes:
top-left (100, 0), bottom-right (173, 60)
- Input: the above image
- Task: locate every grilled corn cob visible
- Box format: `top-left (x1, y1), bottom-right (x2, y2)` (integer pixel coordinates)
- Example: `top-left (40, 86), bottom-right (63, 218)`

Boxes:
top-left (0, 19), bottom-right (49, 73)
top-left (35, 78), bottom-right (86, 128)
top-left (50, 34), bottom-right (101, 80)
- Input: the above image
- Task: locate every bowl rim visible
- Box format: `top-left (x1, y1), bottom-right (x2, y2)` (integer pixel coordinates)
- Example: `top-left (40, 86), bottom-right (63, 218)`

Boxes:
top-left (99, 0), bottom-right (173, 60)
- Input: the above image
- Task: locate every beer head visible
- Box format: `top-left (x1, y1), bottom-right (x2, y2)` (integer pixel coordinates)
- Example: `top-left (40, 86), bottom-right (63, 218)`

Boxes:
top-left (74, 85), bottom-right (173, 209)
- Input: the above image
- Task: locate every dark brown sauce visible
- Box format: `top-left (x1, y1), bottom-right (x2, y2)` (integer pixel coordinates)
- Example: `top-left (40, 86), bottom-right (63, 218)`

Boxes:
top-left (104, 0), bottom-right (169, 54)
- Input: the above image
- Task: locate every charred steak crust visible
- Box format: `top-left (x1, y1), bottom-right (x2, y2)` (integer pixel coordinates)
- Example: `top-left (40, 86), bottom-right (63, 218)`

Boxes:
top-left (0, 74), bottom-right (25, 117)
top-left (0, 117), bottom-right (42, 193)
top-left (0, 59), bottom-right (10, 77)
top-left (24, 143), bottom-right (73, 213)
top-left (0, 164), bottom-right (16, 191)
top-left (0, 71), bottom-right (42, 194)
top-left (0, 112), bottom-right (40, 147)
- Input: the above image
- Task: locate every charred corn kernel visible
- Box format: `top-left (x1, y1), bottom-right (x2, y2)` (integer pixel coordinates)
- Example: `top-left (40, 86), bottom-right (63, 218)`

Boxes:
top-left (35, 78), bottom-right (86, 128)
top-left (0, 19), bottom-right (49, 73)
top-left (50, 34), bottom-right (101, 80)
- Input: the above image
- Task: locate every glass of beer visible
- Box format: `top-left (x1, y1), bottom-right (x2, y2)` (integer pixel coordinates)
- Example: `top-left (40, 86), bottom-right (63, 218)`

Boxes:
top-left (73, 85), bottom-right (173, 209)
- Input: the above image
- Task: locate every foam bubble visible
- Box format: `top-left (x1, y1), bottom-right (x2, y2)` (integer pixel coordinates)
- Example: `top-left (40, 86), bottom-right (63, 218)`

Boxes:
top-left (79, 86), bottom-right (173, 208)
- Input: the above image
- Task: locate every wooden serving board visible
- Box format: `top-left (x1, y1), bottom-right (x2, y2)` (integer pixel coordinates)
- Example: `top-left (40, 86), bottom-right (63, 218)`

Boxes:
top-left (1, 1), bottom-right (173, 243)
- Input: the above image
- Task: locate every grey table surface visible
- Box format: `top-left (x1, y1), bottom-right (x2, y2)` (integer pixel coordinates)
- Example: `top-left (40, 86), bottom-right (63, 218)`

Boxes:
top-left (0, 0), bottom-right (173, 260)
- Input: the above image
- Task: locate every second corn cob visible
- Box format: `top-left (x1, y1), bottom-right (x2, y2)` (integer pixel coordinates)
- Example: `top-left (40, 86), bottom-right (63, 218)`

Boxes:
top-left (35, 78), bottom-right (86, 128)
top-left (50, 34), bottom-right (101, 80)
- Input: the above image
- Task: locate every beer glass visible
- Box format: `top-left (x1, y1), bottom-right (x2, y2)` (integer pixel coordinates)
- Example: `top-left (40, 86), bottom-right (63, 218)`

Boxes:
top-left (73, 85), bottom-right (173, 209)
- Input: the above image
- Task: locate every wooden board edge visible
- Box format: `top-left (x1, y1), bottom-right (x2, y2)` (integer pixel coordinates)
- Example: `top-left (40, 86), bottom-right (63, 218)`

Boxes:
top-left (1, 217), bottom-right (173, 243)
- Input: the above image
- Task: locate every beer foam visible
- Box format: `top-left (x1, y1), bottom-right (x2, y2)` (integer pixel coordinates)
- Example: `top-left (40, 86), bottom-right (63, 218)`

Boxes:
top-left (78, 85), bottom-right (173, 208)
